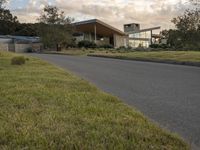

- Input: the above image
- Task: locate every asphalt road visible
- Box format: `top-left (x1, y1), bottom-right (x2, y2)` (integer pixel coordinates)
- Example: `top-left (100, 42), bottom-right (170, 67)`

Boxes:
top-left (31, 53), bottom-right (200, 149)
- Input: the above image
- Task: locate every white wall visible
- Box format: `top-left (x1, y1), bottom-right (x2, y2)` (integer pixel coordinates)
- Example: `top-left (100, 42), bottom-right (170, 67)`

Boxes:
top-left (0, 44), bottom-right (9, 51)
top-left (114, 34), bottom-right (128, 48)
top-left (15, 44), bottom-right (31, 53)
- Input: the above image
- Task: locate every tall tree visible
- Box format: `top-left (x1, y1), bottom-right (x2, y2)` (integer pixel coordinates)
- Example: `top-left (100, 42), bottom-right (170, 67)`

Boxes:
top-left (38, 5), bottom-right (74, 51)
top-left (0, 0), bottom-right (7, 8)
top-left (0, 0), bottom-right (19, 35)
top-left (38, 5), bottom-right (73, 25)
top-left (169, 1), bottom-right (200, 50)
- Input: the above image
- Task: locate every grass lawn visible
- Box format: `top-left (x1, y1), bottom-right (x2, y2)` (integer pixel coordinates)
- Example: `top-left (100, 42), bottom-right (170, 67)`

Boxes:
top-left (42, 49), bottom-right (96, 56)
top-left (89, 51), bottom-right (200, 63)
top-left (0, 51), bottom-right (189, 149)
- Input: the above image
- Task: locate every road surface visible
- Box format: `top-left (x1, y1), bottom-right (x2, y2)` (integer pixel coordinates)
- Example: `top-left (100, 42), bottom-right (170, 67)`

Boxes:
top-left (31, 53), bottom-right (200, 149)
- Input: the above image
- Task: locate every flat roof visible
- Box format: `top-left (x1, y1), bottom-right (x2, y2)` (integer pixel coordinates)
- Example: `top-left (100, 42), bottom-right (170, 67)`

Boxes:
top-left (73, 19), bottom-right (126, 36)
top-left (0, 35), bottom-right (40, 43)
top-left (125, 26), bottom-right (161, 34)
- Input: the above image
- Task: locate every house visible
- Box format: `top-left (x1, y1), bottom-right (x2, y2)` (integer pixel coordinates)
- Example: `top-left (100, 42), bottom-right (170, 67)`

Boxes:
top-left (124, 23), bottom-right (161, 48)
top-left (0, 35), bottom-right (42, 53)
top-left (73, 19), bottom-right (128, 48)
top-left (73, 19), bottom-right (161, 48)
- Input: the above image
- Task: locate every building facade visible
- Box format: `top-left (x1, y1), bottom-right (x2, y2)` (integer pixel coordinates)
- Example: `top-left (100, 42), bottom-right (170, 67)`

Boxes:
top-left (73, 19), bottom-right (128, 48)
top-left (0, 35), bottom-right (42, 53)
top-left (124, 23), bottom-right (161, 48)
top-left (73, 19), bottom-right (161, 48)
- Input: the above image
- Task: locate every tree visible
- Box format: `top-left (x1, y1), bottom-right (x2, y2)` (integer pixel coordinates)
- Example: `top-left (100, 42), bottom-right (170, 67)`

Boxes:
top-left (169, 2), bottom-right (200, 50)
top-left (190, 0), bottom-right (200, 6)
top-left (14, 23), bottom-right (39, 36)
top-left (0, 9), bottom-right (18, 23)
top-left (0, 0), bottom-right (19, 35)
top-left (0, 0), bottom-right (7, 8)
top-left (38, 5), bottom-right (74, 51)
top-left (38, 5), bottom-right (73, 25)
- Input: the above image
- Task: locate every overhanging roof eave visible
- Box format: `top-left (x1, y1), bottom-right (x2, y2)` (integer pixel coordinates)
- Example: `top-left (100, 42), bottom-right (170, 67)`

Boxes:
top-left (126, 26), bottom-right (161, 34)
top-left (73, 19), bottom-right (126, 36)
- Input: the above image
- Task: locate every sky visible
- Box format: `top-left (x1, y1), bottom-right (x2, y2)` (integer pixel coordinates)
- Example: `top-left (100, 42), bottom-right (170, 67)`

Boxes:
top-left (6, 0), bottom-right (190, 31)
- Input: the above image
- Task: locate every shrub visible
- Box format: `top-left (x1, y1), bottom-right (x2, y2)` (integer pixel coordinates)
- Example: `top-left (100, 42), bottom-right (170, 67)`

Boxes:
top-left (11, 56), bottom-right (26, 65)
top-left (99, 44), bottom-right (114, 49)
top-left (117, 46), bottom-right (133, 51)
top-left (150, 44), bottom-right (170, 49)
top-left (78, 40), bottom-right (97, 48)
top-left (27, 47), bottom-right (33, 53)
top-left (89, 50), bottom-right (95, 53)
top-left (150, 44), bottom-right (159, 48)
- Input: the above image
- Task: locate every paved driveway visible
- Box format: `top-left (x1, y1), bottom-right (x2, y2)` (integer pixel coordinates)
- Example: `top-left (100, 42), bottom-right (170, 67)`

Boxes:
top-left (31, 53), bottom-right (200, 149)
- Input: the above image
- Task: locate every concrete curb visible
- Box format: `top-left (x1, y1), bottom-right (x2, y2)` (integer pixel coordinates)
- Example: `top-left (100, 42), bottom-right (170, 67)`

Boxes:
top-left (88, 54), bottom-right (200, 67)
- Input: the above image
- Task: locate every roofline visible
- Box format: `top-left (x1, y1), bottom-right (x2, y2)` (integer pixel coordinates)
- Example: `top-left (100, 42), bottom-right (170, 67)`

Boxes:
top-left (0, 35), bottom-right (40, 39)
top-left (126, 26), bottom-right (161, 34)
top-left (73, 19), bottom-right (126, 36)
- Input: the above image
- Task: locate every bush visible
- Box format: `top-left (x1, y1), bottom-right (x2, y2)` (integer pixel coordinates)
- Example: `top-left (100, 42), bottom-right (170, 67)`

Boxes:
top-left (117, 46), bottom-right (133, 51)
top-left (27, 47), bottom-right (33, 53)
top-left (149, 44), bottom-right (159, 48)
top-left (78, 40), bottom-right (97, 48)
top-left (150, 44), bottom-right (170, 49)
top-left (11, 56), bottom-right (26, 65)
top-left (99, 44), bottom-right (113, 49)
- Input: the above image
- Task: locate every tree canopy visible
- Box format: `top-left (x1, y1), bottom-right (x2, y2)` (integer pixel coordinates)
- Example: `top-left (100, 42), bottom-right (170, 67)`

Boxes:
top-left (38, 5), bottom-right (74, 50)
top-left (166, 1), bottom-right (200, 50)
top-left (38, 5), bottom-right (73, 25)
top-left (0, 0), bottom-right (7, 8)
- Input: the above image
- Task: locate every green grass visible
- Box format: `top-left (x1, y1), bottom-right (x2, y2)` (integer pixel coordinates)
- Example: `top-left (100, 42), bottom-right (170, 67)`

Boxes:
top-left (90, 51), bottom-right (200, 63)
top-left (42, 49), bottom-right (96, 56)
top-left (0, 51), bottom-right (189, 149)
top-left (43, 49), bottom-right (200, 63)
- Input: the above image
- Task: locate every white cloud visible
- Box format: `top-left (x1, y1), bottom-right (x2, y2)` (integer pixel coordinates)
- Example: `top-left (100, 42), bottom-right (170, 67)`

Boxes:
top-left (10, 0), bottom-right (191, 30)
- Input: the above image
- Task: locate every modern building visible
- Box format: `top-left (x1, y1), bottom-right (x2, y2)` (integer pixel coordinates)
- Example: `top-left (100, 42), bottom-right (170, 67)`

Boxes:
top-left (73, 19), bottom-right (161, 48)
top-left (73, 19), bottom-right (128, 48)
top-left (124, 23), bottom-right (161, 48)
top-left (0, 35), bottom-right (42, 53)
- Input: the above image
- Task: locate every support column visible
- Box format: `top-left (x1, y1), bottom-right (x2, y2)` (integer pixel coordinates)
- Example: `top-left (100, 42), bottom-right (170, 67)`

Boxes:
top-left (89, 33), bottom-right (92, 42)
top-left (113, 34), bottom-right (116, 48)
top-left (94, 25), bottom-right (97, 44)
top-left (150, 30), bottom-right (153, 45)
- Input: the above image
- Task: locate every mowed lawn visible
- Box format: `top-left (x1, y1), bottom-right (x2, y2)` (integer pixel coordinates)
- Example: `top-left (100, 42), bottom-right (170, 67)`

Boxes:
top-left (0, 51), bottom-right (189, 149)
top-left (90, 51), bottom-right (200, 63)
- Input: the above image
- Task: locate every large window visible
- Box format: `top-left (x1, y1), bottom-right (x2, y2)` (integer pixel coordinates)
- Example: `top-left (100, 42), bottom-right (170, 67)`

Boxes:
top-left (129, 39), bottom-right (150, 48)
top-left (129, 31), bottom-right (151, 39)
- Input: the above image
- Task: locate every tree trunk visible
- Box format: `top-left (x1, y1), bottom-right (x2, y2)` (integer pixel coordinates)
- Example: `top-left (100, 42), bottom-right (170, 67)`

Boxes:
top-left (56, 44), bottom-right (61, 51)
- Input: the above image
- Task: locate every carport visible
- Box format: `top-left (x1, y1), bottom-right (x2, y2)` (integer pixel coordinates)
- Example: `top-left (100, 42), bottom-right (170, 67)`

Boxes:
top-left (73, 19), bottom-right (128, 48)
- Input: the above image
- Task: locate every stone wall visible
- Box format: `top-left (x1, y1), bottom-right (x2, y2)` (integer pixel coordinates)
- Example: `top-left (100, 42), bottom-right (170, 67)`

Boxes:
top-left (15, 44), bottom-right (31, 53)
top-left (32, 43), bottom-right (42, 52)
top-left (114, 34), bottom-right (128, 48)
top-left (15, 43), bottom-right (42, 53)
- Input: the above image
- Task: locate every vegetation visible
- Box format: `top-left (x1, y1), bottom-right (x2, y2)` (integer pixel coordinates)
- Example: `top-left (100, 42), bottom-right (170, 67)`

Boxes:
top-left (149, 44), bottom-right (170, 49)
top-left (99, 44), bottom-right (114, 49)
top-left (0, 0), bottom-right (19, 35)
top-left (42, 49), bottom-right (96, 56)
top-left (38, 5), bottom-right (74, 51)
top-left (89, 50), bottom-right (200, 63)
top-left (161, 1), bottom-right (200, 50)
top-left (0, 51), bottom-right (189, 149)
top-left (11, 56), bottom-right (26, 65)
top-left (78, 40), bottom-right (97, 48)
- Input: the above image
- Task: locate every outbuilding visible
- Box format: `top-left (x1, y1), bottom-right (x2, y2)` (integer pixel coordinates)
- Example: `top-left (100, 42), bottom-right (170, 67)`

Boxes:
top-left (0, 35), bottom-right (42, 53)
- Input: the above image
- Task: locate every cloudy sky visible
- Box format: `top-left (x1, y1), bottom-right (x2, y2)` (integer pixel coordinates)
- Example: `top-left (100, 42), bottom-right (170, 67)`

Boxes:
top-left (7, 0), bottom-right (190, 31)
